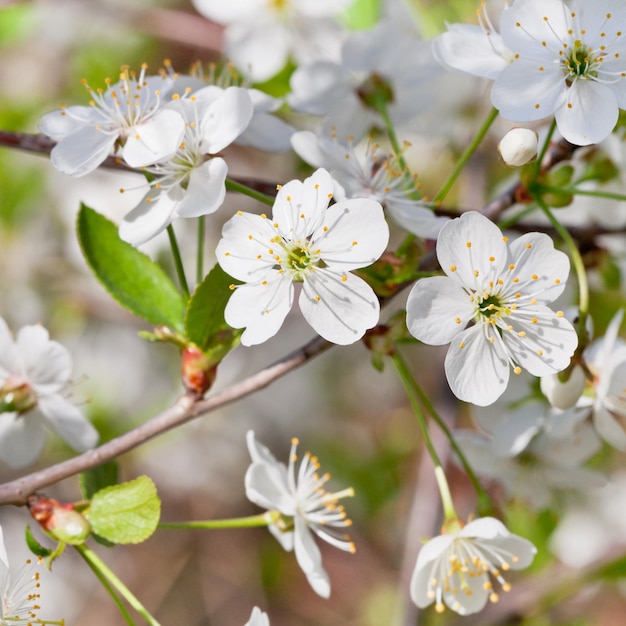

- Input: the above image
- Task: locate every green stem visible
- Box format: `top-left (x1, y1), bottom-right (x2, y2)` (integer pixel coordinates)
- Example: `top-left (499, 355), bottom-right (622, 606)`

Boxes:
top-left (544, 185), bottom-right (626, 203)
top-left (405, 364), bottom-right (492, 515)
top-left (75, 544), bottom-right (162, 626)
top-left (167, 224), bottom-right (190, 300)
top-left (392, 351), bottom-right (458, 521)
top-left (433, 107), bottom-right (499, 205)
top-left (375, 98), bottom-right (408, 171)
top-left (225, 177), bottom-right (275, 206)
top-left (533, 118), bottom-right (557, 179)
top-left (196, 215), bottom-right (205, 285)
top-left (159, 512), bottom-right (272, 530)
top-left (76, 545), bottom-right (136, 626)
top-left (532, 192), bottom-right (589, 342)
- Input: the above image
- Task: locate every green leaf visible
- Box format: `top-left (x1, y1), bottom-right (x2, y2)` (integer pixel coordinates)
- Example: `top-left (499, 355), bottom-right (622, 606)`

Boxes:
top-left (77, 205), bottom-right (185, 331)
top-left (87, 476), bottom-right (161, 545)
top-left (25, 526), bottom-right (54, 558)
top-left (344, 0), bottom-right (379, 30)
top-left (80, 461), bottom-right (119, 500)
top-left (184, 264), bottom-right (241, 358)
top-left (594, 554), bottom-right (626, 581)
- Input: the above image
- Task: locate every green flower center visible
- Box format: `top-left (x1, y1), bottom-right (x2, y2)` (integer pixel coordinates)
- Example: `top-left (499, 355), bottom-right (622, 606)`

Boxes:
top-left (564, 39), bottom-right (598, 82)
top-left (477, 293), bottom-right (508, 319)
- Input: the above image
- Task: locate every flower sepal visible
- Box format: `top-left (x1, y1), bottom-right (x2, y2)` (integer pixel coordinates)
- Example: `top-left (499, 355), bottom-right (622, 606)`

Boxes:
top-left (28, 494), bottom-right (92, 547)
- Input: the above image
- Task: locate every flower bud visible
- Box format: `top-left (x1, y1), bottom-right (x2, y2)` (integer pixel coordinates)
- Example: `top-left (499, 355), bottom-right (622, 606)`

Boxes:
top-left (498, 128), bottom-right (538, 167)
top-left (28, 495), bottom-right (92, 545)
top-left (0, 376), bottom-right (37, 414)
top-left (181, 346), bottom-right (216, 397)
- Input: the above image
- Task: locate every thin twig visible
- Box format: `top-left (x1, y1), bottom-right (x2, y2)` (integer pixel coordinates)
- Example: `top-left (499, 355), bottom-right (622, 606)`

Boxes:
top-left (0, 336), bottom-right (330, 506)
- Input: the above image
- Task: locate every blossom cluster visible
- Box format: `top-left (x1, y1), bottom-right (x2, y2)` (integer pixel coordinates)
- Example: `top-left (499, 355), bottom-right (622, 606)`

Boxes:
top-left (2, 0), bottom-right (626, 623)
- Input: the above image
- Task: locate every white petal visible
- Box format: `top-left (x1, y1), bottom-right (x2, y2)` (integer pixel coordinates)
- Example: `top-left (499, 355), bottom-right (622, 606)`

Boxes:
top-left (502, 308), bottom-right (578, 376)
top-left (176, 159), bottom-right (227, 218)
top-left (0, 413), bottom-right (47, 468)
top-left (410, 534), bottom-right (454, 608)
top-left (288, 63), bottom-right (354, 115)
top-left (500, 0), bottom-right (569, 52)
top-left (225, 276), bottom-right (294, 346)
top-left (200, 87), bottom-right (254, 154)
top-left (406, 276), bottom-right (475, 345)
top-left (592, 405), bottom-right (626, 450)
top-left (491, 61), bottom-right (565, 122)
top-left (299, 270), bottom-right (379, 345)
top-left (433, 24), bottom-right (509, 80)
top-left (555, 81), bottom-right (618, 146)
top-left (37, 394), bottom-right (99, 451)
top-left (217, 212), bottom-right (281, 282)
top-left (294, 516), bottom-right (330, 598)
top-left (246, 430), bottom-right (280, 465)
top-left (436, 212), bottom-right (508, 288)
top-left (244, 607), bottom-right (270, 626)
top-left (445, 325), bottom-right (510, 406)
top-left (16, 325), bottom-right (71, 394)
top-left (50, 128), bottom-right (116, 177)
top-left (313, 198), bottom-right (389, 270)
top-left (39, 106), bottom-right (102, 139)
top-left (119, 188), bottom-right (180, 247)
top-left (0, 318), bottom-right (20, 382)
top-left (122, 109), bottom-right (185, 167)
top-left (386, 203), bottom-right (450, 240)
top-left (540, 366), bottom-right (586, 409)
top-left (245, 462), bottom-right (295, 515)
top-left (273, 169), bottom-right (333, 239)
top-left (0, 525), bottom-right (8, 572)
top-left (506, 231), bottom-right (570, 302)
top-left (191, 0), bottom-right (266, 23)
top-left (238, 113), bottom-right (295, 152)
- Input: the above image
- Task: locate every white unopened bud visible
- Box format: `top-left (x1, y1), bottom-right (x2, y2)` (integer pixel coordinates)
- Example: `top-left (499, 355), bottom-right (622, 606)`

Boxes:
top-left (498, 128), bottom-right (538, 167)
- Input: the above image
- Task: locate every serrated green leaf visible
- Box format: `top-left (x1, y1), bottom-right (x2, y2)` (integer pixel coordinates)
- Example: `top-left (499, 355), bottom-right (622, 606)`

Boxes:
top-left (77, 205), bottom-right (185, 331)
top-left (80, 461), bottom-right (119, 500)
top-left (87, 476), bottom-right (161, 545)
top-left (185, 264), bottom-right (241, 355)
top-left (25, 526), bottom-right (54, 558)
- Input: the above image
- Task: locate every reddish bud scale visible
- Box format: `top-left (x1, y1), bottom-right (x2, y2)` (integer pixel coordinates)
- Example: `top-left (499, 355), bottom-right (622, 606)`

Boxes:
top-left (181, 346), bottom-right (216, 397)
top-left (27, 494), bottom-right (91, 545)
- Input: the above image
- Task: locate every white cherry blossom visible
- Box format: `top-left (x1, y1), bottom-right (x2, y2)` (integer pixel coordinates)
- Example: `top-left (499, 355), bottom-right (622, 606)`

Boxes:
top-left (245, 431), bottom-right (355, 598)
top-left (410, 517), bottom-right (536, 615)
top-left (0, 318), bottom-right (98, 468)
top-left (406, 211), bottom-right (578, 405)
top-left (217, 168), bottom-right (389, 346)
top-left (39, 64), bottom-right (185, 176)
top-left (192, 0), bottom-right (350, 82)
top-left (491, 0), bottom-right (626, 146)
top-left (119, 86), bottom-right (253, 246)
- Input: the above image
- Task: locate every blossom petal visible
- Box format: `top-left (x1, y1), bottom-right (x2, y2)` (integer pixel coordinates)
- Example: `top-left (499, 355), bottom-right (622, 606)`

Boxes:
top-left (37, 394), bottom-right (99, 452)
top-left (502, 307), bottom-right (577, 376)
top-left (491, 61), bottom-right (565, 122)
top-left (299, 269), bottom-right (379, 345)
top-left (16, 326), bottom-right (71, 394)
top-left (39, 106), bottom-right (103, 139)
top-left (119, 187), bottom-right (180, 247)
top-left (238, 112), bottom-right (295, 152)
top-left (410, 534), bottom-right (455, 608)
top-left (0, 318), bottom-right (21, 382)
top-left (406, 276), bottom-right (475, 345)
top-left (176, 158), bottom-right (227, 218)
top-left (555, 80), bottom-right (618, 146)
top-left (445, 325), bottom-right (510, 405)
top-left (50, 128), bottom-right (116, 177)
top-left (245, 462), bottom-right (295, 515)
top-left (0, 413), bottom-right (47, 468)
top-left (436, 212), bottom-right (508, 287)
top-left (294, 516), bottom-right (330, 598)
top-left (217, 213), bottom-right (279, 282)
top-left (122, 109), bottom-right (185, 167)
top-left (200, 86), bottom-right (254, 154)
top-left (273, 169), bottom-right (334, 239)
top-left (313, 198), bottom-right (389, 270)
top-left (224, 276), bottom-right (294, 346)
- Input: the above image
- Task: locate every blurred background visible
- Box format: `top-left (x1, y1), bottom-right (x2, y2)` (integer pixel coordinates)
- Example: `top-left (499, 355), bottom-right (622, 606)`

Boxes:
top-left (1, 1), bottom-right (626, 625)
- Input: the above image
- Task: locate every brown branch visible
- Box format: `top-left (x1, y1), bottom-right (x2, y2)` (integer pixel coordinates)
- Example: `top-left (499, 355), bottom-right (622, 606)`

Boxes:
top-left (0, 336), bottom-right (330, 506)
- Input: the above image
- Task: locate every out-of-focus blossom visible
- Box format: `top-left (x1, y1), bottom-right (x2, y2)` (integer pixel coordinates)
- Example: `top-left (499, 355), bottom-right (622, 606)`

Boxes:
top-left (289, 20), bottom-right (440, 141)
top-left (0, 318), bottom-right (98, 468)
top-left (410, 517), bottom-right (536, 615)
top-left (39, 64), bottom-right (185, 176)
top-left (245, 431), bottom-right (355, 598)
top-left (217, 168), bottom-right (389, 346)
top-left (191, 0), bottom-right (351, 82)
top-left (455, 400), bottom-right (604, 510)
top-left (406, 211), bottom-right (578, 406)
top-left (244, 607), bottom-right (269, 626)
